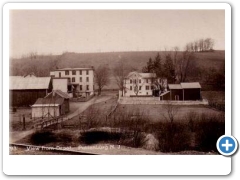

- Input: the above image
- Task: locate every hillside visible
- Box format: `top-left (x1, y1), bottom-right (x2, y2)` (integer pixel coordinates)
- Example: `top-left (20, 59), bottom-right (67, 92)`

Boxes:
top-left (10, 50), bottom-right (225, 89)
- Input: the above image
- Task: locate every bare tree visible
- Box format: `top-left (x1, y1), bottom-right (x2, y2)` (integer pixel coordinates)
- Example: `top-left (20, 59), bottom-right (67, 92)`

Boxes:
top-left (113, 61), bottom-right (129, 97)
top-left (176, 50), bottom-right (196, 82)
top-left (163, 101), bottom-right (179, 124)
top-left (94, 65), bottom-right (110, 95)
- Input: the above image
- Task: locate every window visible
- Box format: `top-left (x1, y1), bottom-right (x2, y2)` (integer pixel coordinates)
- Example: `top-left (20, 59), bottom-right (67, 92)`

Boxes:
top-left (86, 70), bottom-right (89, 75)
top-left (134, 79), bottom-right (137, 84)
top-left (86, 77), bottom-right (89, 82)
top-left (79, 70), bottom-right (82, 75)
top-left (80, 85), bottom-right (82, 91)
top-left (86, 85), bottom-right (89, 90)
top-left (68, 78), bottom-right (71, 83)
top-left (80, 77), bottom-right (82, 82)
top-left (59, 72), bottom-right (61, 78)
top-left (139, 79), bottom-right (141, 84)
top-left (130, 79), bottom-right (132, 84)
top-left (72, 77), bottom-right (75, 82)
top-left (139, 86), bottom-right (142, 90)
top-left (65, 70), bottom-right (69, 75)
top-left (146, 79), bottom-right (148, 83)
top-left (151, 86), bottom-right (154, 90)
top-left (130, 86), bottom-right (132, 90)
top-left (146, 86), bottom-right (149, 90)
top-left (72, 70), bottom-right (76, 75)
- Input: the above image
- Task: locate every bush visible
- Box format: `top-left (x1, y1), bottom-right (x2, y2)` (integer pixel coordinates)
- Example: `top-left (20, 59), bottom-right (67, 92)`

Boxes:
top-left (79, 130), bottom-right (122, 144)
top-left (157, 122), bottom-right (191, 152)
top-left (30, 130), bottom-right (56, 145)
top-left (195, 115), bottom-right (225, 152)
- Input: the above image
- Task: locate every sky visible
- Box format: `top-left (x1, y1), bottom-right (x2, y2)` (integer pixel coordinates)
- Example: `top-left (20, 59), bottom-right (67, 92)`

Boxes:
top-left (10, 10), bottom-right (225, 58)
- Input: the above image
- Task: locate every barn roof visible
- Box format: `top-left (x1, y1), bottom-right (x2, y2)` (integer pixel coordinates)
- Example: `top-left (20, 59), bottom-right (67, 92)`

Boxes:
top-left (32, 97), bottom-right (64, 107)
top-left (10, 76), bottom-right (51, 90)
top-left (45, 90), bottom-right (70, 99)
top-left (168, 84), bottom-right (182, 89)
top-left (181, 82), bottom-right (201, 89)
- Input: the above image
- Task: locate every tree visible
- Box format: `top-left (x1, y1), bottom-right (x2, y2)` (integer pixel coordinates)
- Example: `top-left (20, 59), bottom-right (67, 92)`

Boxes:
top-left (176, 50), bottom-right (196, 82)
top-left (113, 61), bottom-right (129, 96)
top-left (142, 58), bottom-right (154, 73)
top-left (163, 54), bottom-right (175, 83)
top-left (153, 53), bottom-right (163, 77)
top-left (94, 65), bottom-right (110, 95)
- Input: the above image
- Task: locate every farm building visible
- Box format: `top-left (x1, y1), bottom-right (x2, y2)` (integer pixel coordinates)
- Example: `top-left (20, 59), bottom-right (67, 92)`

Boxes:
top-left (31, 90), bottom-right (70, 118)
top-left (9, 75), bottom-right (52, 107)
top-left (160, 82), bottom-right (201, 101)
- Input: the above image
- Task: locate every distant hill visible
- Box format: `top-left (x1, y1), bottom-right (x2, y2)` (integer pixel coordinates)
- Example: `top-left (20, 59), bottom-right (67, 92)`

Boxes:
top-left (10, 50), bottom-right (225, 89)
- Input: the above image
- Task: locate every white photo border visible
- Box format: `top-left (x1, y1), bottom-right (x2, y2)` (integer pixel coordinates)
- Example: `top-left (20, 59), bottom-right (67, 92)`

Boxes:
top-left (3, 2), bottom-right (231, 175)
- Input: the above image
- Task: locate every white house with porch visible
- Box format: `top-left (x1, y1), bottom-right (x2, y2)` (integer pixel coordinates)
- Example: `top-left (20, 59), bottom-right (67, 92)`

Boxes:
top-left (121, 71), bottom-right (167, 97)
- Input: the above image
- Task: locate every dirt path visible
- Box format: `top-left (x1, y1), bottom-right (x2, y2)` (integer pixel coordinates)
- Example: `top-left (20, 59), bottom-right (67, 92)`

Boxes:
top-left (66, 95), bottom-right (113, 119)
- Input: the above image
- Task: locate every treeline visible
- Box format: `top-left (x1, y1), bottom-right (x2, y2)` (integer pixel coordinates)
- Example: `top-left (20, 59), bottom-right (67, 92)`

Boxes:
top-left (185, 38), bottom-right (214, 52)
top-left (142, 49), bottom-right (200, 84)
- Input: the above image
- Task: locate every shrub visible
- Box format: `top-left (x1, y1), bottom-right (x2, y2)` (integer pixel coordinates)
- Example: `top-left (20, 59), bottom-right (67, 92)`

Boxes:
top-left (30, 130), bottom-right (56, 145)
top-left (157, 122), bottom-right (191, 152)
top-left (79, 130), bottom-right (122, 144)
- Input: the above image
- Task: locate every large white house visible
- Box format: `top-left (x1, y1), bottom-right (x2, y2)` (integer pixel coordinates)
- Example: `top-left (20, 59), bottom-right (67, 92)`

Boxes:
top-left (121, 71), bottom-right (167, 97)
top-left (50, 67), bottom-right (94, 98)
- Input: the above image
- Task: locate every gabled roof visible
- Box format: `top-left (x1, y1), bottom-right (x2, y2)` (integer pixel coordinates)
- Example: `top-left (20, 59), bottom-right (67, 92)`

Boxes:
top-left (45, 90), bottom-right (70, 99)
top-left (181, 82), bottom-right (201, 89)
top-left (139, 73), bottom-right (156, 79)
top-left (10, 76), bottom-right (51, 90)
top-left (126, 71), bottom-right (156, 79)
top-left (168, 82), bottom-right (201, 89)
top-left (32, 97), bottom-right (64, 107)
top-left (53, 67), bottom-right (94, 71)
top-left (168, 84), bottom-right (182, 89)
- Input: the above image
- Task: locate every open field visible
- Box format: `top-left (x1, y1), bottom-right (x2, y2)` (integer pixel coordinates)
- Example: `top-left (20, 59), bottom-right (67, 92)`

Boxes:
top-left (113, 104), bottom-right (223, 123)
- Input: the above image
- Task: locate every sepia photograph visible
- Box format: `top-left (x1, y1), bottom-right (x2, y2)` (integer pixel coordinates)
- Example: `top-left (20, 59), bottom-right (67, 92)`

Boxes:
top-left (8, 8), bottom-right (225, 156)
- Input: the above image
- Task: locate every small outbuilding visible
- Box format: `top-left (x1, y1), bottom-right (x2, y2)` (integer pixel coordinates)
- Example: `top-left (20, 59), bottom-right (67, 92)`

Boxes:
top-left (160, 82), bottom-right (201, 101)
top-left (31, 90), bottom-right (70, 118)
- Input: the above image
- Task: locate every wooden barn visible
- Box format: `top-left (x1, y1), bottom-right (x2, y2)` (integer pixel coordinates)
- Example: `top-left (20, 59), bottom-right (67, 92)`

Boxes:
top-left (31, 90), bottom-right (70, 118)
top-left (160, 82), bottom-right (201, 101)
top-left (10, 76), bottom-right (52, 107)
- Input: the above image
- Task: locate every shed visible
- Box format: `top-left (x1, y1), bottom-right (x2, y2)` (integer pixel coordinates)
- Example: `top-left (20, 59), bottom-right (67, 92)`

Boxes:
top-left (9, 76), bottom-right (52, 107)
top-left (181, 82), bottom-right (201, 100)
top-left (45, 90), bottom-right (70, 114)
top-left (160, 82), bottom-right (201, 101)
top-left (31, 98), bottom-right (65, 118)
top-left (168, 84), bottom-right (183, 100)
